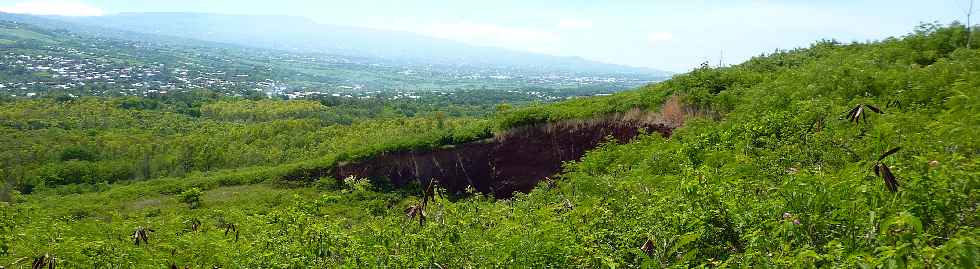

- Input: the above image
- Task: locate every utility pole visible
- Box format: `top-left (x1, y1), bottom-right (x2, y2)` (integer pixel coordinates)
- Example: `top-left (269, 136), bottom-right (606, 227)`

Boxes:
top-left (968, 0), bottom-right (975, 49)
top-left (719, 50), bottom-right (725, 67)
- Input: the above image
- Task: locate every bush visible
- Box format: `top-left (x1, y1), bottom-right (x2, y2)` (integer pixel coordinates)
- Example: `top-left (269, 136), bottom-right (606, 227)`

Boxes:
top-left (342, 176), bottom-right (372, 193)
top-left (59, 145), bottom-right (100, 161)
top-left (178, 187), bottom-right (203, 209)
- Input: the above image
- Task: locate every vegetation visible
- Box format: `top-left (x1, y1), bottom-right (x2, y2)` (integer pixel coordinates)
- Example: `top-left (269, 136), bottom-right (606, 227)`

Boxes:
top-left (0, 23), bottom-right (977, 267)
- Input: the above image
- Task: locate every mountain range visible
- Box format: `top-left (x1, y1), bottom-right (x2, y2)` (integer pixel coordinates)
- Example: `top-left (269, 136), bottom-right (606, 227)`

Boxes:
top-left (0, 12), bottom-right (670, 96)
top-left (51, 12), bottom-right (669, 76)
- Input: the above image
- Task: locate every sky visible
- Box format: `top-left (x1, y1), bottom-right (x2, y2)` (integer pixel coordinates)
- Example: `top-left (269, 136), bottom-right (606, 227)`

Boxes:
top-left (0, 0), bottom-right (974, 72)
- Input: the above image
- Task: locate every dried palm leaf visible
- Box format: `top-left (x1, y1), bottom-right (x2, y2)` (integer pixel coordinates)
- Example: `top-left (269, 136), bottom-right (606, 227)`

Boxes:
top-left (406, 203), bottom-right (427, 226)
top-left (223, 223), bottom-right (239, 242)
top-left (871, 147), bottom-right (901, 192)
top-left (877, 147), bottom-right (902, 162)
top-left (132, 226), bottom-right (152, 246)
top-left (406, 180), bottom-right (439, 226)
top-left (845, 106), bottom-right (860, 122)
top-left (182, 218), bottom-right (202, 232)
top-left (845, 104), bottom-right (884, 124)
top-left (880, 165), bottom-right (899, 192)
top-left (405, 204), bottom-right (423, 219)
top-left (851, 106), bottom-right (864, 123)
top-left (31, 254), bottom-right (55, 269)
top-left (641, 239), bottom-right (655, 257)
top-left (863, 104), bottom-right (883, 114)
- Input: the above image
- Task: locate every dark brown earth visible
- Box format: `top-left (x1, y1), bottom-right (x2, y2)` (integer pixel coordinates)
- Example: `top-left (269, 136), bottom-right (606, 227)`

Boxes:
top-left (334, 112), bottom-right (677, 198)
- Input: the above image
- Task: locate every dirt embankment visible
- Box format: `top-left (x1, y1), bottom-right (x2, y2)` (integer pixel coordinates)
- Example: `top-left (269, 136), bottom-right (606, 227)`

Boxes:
top-left (335, 105), bottom-right (686, 198)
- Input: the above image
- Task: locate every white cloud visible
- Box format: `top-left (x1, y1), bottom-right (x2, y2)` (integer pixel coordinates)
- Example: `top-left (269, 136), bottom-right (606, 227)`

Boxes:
top-left (0, 1), bottom-right (104, 16)
top-left (647, 31), bottom-right (674, 46)
top-left (416, 22), bottom-right (560, 46)
top-left (558, 19), bottom-right (594, 29)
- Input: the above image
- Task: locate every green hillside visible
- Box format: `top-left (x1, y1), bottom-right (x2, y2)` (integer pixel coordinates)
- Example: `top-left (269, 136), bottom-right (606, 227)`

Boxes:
top-left (0, 28), bottom-right (53, 43)
top-left (1, 23), bottom-right (978, 268)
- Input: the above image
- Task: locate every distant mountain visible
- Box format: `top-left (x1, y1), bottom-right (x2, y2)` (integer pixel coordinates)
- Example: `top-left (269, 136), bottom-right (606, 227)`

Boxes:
top-left (0, 12), bottom-right (663, 96)
top-left (0, 12), bottom-right (249, 49)
top-left (53, 12), bottom-right (670, 76)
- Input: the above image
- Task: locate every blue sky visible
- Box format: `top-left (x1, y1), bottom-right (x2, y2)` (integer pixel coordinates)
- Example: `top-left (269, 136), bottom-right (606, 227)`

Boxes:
top-left (0, 0), bottom-right (973, 72)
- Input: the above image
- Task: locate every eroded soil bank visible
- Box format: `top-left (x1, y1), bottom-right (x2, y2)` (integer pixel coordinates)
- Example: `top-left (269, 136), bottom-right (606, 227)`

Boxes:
top-left (334, 111), bottom-right (678, 198)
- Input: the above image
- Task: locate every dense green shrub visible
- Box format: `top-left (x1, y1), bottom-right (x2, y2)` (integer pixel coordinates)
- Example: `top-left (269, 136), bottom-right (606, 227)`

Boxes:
top-left (178, 187), bottom-right (203, 209)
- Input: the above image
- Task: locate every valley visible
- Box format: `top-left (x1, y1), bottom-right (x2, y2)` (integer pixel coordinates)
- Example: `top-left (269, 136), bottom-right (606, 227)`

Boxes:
top-left (0, 14), bottom-right (665, 100)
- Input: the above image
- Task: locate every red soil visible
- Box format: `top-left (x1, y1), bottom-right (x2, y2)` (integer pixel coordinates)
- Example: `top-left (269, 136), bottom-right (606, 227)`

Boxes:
top-left (334, 112), bottom-right (675, 198)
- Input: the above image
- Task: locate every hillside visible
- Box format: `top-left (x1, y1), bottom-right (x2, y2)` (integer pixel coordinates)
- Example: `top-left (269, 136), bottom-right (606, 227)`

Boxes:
top-left (0, 23), bottom-right (978, 267)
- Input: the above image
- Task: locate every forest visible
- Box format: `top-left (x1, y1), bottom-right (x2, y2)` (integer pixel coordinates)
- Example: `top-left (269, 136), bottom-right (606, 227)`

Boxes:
top-left (0, 22), bottom-right (978, 267)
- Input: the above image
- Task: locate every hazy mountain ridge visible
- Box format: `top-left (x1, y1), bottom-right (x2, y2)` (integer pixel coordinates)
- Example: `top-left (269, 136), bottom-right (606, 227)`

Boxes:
top-left (56, 12), bottom-right (671, 76)
top-left (1, 12), bottom-right (661, 98)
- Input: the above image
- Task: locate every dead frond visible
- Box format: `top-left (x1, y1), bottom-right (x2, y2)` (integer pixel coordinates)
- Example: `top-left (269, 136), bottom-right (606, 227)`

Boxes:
top-left (184, 218), bottom-right (202, 232)
top-left (405, 204), bottom-right (424, 219)
top-left (845, 104), bottom-right (884, 124)
top-left (31, 253), bottom-right (56, 269)
top-left (132, 226), bottom-right (153, 246)
top-left (407, 180), bottom-right (439, 226)
top-left (872, 147), bottom-right (901, 192)
top-left (221, 223), bottom-right (240, 242)
top-left (877, 147), bottom-right (901, 162)
top-left (641, 239), bottom-right (655, 257)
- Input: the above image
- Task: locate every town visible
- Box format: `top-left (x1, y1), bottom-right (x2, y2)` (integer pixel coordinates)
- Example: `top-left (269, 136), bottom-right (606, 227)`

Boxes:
top-left (0, 21), bottom-right (662, 102)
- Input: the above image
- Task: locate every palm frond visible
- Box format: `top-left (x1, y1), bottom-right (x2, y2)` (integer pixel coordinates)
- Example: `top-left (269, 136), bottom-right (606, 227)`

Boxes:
top-left (877, 147), bottom-right (902, 162)
top-left (871, 147), bottom-right (901, 192)
top-left (864, 104), bottom-right (884, 114)
top-left (880, 165), bottom-right (899, 192)
top-left (222, 223), bottom-right (239, 242)
top-left (31, 254), bottom-right (55, 269)
top-left (844, 104), bottom-right (885, 124)
top-left (641, 239), bottom-right (655, 257)
top-left (132, 226), bottom-right (151, 246)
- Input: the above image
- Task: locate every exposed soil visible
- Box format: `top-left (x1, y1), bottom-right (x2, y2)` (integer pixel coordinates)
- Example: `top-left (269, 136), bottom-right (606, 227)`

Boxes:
top-left (334, 110), bottom-right (678, 198)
